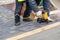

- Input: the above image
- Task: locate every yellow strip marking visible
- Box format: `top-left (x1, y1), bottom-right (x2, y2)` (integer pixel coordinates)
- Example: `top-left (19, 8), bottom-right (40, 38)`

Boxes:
top-left (6, 22), bottom-right (60, 40)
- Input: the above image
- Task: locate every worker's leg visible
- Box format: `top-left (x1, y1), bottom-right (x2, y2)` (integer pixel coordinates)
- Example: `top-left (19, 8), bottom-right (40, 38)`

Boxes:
top-left (37, 0), bottom-right (54, 23)
top-left (43, 0), bottom-right (50, 15)
top-left (42, 0), bottom-right (54, 21)
top-left (23, 0), bottom-right (42, 22)
top-left (15, 0), bottom-right (24, 25)
top-left (25, 0), bottom-right (42, 17)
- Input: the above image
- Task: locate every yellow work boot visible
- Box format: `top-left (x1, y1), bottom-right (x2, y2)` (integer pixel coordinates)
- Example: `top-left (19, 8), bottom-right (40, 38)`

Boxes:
top-left (37, 11), bottom-right (54, 23)
top-left (42, 11), bottom-right (54, 22)
top-left (42, 12), bottom-right (48, 21)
